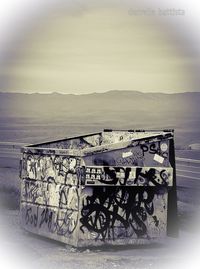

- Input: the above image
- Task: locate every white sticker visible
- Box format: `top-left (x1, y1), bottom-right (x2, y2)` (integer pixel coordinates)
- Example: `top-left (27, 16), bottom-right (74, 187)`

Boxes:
top-left (160, 143), bottom-right (168, 152)
top-left (154, 154), bottom-right (164, 164)
top-left (122, 151), bottom-right (133, 158)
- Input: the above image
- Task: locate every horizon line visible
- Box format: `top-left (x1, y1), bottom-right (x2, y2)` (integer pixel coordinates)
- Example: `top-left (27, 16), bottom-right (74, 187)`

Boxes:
top-left (0, 89), bottom-right (199, 95)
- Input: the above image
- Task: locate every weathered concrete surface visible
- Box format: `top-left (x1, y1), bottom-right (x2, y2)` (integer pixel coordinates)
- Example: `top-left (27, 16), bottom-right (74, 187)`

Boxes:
top-left (20, 130), bottom-right (177, 246)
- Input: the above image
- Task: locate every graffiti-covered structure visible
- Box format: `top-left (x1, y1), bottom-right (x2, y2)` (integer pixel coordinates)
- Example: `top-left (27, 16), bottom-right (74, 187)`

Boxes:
top-left (20, 130), bottom-right (178, 247)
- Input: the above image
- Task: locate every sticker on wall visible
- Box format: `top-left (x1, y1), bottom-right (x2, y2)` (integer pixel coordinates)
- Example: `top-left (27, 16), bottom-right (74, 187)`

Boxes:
top-left (154, 154), bottom-right (164, 164)
top-left (122, 151), bottom-right (133, 158)
top-left (160, 143), bottom-right (168, 152)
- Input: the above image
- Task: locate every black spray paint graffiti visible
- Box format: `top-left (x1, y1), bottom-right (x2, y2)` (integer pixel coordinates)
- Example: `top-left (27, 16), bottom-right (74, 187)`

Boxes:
top-left (140, 141), bottom-right (169, 158)
top-left (22, 180), bottom-right (79, 207)
top-left (23, 180), bottom-right (41, 203)
top-left (24, 205), bottom-right (79, 236)
top-left (84, 166), bottom-right (172, 186)
top-left (22, 179), bottom-right (79, 237)
top-left (23, 154), bottom-right (80, 185)
top-left (80, 187), bottom-right (165, 240)
top-left (85, 167), bottom-right (132, 185)
top-left (135, 168), bottom-right (169, 187)
top-left (84, 140), bottom-right (169, 168)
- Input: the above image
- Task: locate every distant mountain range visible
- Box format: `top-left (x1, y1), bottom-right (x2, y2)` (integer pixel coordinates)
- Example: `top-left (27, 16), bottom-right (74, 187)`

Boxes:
top-left (0, 90), bottom-right (199, 146)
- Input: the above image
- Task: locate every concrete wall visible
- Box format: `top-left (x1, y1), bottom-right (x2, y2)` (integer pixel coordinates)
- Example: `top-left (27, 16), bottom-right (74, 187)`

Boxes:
top-left (20, 130), bottom-right (177, 247)
top-left (21, 153), bottom-right (81, 246)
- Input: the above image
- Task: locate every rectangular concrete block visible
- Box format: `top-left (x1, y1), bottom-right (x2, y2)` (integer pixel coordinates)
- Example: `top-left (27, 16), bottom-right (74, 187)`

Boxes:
top-left (20, 130), bottom-right (178, 247)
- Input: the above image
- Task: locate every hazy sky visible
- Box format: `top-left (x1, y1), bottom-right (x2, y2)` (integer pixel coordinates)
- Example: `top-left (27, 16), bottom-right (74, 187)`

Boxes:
top-left (0, 0), bottom-right (200, 94)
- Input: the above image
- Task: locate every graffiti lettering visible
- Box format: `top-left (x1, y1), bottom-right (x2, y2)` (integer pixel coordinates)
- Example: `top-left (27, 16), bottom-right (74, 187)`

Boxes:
top-left (84, 166), bottom-right (172, 186)
top-left (80, 187), bottom-right (166, 240)
top-left (23, 154), bottom-right (80, 185)
top-left (22, 204), bottom-right (79, 237)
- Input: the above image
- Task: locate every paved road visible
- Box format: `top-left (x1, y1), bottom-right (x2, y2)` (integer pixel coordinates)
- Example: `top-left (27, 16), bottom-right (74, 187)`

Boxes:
top-left (176, 159), bottom-right (200, 204)
top-left (0, 143), bottom-right (23, 159)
